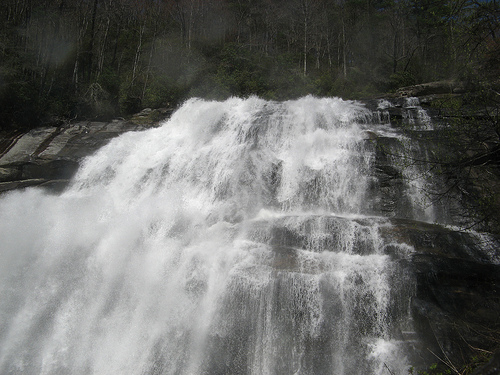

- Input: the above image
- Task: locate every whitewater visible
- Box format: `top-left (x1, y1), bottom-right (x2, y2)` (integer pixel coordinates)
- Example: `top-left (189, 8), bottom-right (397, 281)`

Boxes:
top-left (0, 96), bottom-right (431, 374)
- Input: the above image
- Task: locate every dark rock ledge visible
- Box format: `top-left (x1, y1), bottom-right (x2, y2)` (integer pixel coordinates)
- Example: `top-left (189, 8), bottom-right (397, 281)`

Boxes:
top-left (0, 114), bottom-right (172, 194)
top-left (380, 219), bottom-right (500, 369)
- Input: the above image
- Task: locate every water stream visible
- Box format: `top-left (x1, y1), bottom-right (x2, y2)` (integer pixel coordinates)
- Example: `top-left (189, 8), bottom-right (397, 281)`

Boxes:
top-left (0, 96), bottom-right (444, 374)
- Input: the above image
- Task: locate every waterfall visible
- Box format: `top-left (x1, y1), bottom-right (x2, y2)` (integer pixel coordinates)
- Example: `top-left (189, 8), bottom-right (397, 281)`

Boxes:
top-left (0, 96), bottom-right (444, 374)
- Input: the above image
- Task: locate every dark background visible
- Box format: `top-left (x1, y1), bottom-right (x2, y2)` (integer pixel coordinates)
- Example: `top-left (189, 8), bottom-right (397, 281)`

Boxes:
top-left (0, 0), bottom-right (498, 129)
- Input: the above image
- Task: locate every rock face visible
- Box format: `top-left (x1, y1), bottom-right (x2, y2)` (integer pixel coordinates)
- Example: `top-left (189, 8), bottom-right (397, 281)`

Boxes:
top-left (250, 214), bottom-right (500, 370)
top-left (380, 219), bottom-right (500, 368)
top-left (0, 120), bottom-right (153, 193)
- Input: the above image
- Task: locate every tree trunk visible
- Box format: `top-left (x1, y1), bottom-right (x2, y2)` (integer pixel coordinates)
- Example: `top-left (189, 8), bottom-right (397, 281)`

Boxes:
top-left (96, 17), bottom-right (110, 82)
top-left (87, 0), bottom-right (99, 83)
top-left (342, 15), bottom-right (347, 78)
top-left (303, 0), bottom-right (308, 76)
top-left (142, 37), bottom-right (155, 102)
top-left (131, 24), bottom-right (144, 86)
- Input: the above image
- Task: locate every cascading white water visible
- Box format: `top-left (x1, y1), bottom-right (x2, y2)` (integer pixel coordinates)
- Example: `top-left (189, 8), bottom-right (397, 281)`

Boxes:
top-left (0, 96), bottom-right (430, 374)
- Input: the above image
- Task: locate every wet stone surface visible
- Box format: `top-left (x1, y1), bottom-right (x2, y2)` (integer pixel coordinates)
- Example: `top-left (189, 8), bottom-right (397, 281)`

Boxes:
top-left (0, 120), bottom-right (153, 193)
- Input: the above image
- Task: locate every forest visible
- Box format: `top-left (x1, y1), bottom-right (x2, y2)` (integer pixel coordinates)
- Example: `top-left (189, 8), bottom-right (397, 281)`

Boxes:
top-left (0, 0), bottom-right (498, 129)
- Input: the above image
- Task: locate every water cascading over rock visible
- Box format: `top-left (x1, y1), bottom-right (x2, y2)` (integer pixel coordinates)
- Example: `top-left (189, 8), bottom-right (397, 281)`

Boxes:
top-left (0, 96), bottom-right (498, 374)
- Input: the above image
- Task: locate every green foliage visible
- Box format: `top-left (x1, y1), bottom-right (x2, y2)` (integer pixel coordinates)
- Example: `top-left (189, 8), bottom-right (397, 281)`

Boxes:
top-left (409, 349), bottom-right (494, 375)
top-left (98, 69), bottom-right (120, 101)
top-left (119, 91), bottom-right (142, 116)
top-left (0, 79), bottom-right (40, 129)
top-left (142, 77), bottom-right (185, 109)
top-left (425, 84), bottom-right (500, 232)
top-left (430, 95), bottom-right (463, 111)
top-left (389, 71), bottom-right (417, 91)
top-left (214, 44), bottom-right (270, 97)
top-left (78, 82), bottom-right (116, 120)
top-left (408, 362), bottom-right (453, 375)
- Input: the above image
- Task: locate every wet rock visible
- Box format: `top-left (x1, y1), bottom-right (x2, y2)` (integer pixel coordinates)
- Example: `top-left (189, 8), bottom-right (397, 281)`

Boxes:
top-left (249, 214), bottom-right (500, 369)
top-left (0, 118), bottom-right (155, 193)
top-left (0, 179), bottom-right (48, 193)
top-left (380, 219), bottom-right (500, 368)
top-left (362, 130), bottom-right (378, 140)
top-left (0, 166), bottom-right (20, 182)
top-left (0, 127), bottom-right (58, 164)
top-left (411, 254), bottom-right (500, 367)
top-left (20, 160), bottom-right (80, 181)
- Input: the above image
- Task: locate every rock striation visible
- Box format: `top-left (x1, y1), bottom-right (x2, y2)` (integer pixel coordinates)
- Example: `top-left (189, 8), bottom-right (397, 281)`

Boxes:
top-left (0, 120), bottom-right (154, 193)
top-left (250, 214), bottom-right (500, 370)
top-left (381, 219), bottom-right (500, 369)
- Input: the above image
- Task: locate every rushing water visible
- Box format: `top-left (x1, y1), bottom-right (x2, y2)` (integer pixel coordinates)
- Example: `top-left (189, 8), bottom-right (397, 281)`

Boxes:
top-left (0, 96), bottom-right (438, 374)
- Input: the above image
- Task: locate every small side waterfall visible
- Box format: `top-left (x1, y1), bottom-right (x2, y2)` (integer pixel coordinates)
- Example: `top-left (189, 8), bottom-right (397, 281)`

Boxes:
top-left (0, 96), bottom-right (485, 374)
